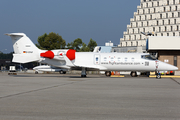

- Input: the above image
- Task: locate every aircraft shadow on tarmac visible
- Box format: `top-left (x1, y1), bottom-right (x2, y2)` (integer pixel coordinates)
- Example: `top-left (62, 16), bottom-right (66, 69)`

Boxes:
top-left (10, 74), bottom-right (106, 78)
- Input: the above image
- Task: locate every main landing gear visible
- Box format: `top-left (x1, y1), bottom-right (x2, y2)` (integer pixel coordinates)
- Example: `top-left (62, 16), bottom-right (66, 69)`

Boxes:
top-left (105, 71), bottom-right (111, 77)
top-left (81, 68), bottom-right (87, 77)
top-left (130, 71), bottom-right (137, 77)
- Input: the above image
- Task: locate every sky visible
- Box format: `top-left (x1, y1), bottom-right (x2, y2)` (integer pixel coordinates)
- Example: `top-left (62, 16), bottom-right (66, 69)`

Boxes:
top-left (0, 0), bottom-right (140, 53)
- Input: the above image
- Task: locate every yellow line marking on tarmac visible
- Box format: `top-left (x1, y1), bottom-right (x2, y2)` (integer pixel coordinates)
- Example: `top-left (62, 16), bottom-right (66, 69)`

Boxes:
top-left (149, 75), bottom-right (180, 78)
top-left (111, 75), bottom-right (124, 77)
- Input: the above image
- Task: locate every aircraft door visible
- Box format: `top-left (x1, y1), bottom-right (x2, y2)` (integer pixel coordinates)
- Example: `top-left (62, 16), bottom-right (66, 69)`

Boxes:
top-left (94, 54), bottom-right (100, 65)
top-left (155, 60), bottom-right (159, 70)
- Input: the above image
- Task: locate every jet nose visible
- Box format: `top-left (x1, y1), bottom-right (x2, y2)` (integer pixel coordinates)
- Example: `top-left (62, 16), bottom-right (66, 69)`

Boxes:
top-left (157, 61), bottom-right (178, 71)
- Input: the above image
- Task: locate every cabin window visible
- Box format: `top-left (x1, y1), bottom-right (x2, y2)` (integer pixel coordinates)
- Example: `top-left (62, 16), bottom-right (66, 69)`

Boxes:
top-left (131, 58), bottom-right (135, 61)
top-left (125, 57), bottom-right (128, 62)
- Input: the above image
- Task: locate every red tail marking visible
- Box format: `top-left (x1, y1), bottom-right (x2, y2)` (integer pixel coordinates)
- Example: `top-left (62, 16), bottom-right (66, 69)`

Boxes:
top-left (40, 50), bottom-right (54, 59)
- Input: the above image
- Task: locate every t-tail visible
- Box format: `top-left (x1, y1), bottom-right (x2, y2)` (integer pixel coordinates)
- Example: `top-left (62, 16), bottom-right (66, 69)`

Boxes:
top-left (6, 33), bottom-right (42, 63)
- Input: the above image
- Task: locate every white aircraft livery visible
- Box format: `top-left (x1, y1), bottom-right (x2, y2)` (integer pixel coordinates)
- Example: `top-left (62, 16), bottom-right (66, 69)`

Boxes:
top-left (6, 33), bottom-right (178, 78)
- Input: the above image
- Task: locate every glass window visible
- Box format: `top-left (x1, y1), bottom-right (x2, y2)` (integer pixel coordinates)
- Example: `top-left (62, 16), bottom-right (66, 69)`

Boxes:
top-left (141, 55), bottom-right (156, 60)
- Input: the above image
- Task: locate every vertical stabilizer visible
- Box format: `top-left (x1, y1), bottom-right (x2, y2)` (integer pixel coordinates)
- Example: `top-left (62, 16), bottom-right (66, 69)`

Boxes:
top-left (6, 33), bottom-right (41, 63)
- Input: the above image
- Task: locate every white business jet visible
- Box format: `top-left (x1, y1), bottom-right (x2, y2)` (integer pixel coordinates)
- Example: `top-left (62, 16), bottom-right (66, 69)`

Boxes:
top-left (6, 33), bottom-right (178, 78)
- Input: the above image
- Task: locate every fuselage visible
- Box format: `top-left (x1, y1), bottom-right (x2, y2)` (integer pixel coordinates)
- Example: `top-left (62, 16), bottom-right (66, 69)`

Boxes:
top-left (73, 52), bottom-right (178, 71)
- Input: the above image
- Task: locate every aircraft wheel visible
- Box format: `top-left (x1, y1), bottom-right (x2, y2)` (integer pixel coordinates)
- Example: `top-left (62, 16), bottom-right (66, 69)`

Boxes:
top-left (35, 71), bottom-right (38, 74)
top-left (130, 71), bottom-right (137, 77)
top-left (63, 71), bottom-right (66, 74)
top-left (59, 70), bottom-right (63, 74)
top-left (105, 71), bottom-right (111, 77)
top-left (156, 74), bottom-right (161, 79)
top-left (81, 75), bottom-right (86, 77)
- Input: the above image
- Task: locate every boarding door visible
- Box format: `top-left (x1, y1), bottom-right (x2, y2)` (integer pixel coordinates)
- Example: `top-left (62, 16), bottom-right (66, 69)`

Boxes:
top-left (155, 60), bottom-right (159, 70)
top-left (94, 54), bottom-right (100, 65)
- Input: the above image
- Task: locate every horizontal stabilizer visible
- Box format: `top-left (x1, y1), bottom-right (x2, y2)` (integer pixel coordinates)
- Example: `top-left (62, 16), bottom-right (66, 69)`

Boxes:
top-left (12, 54), bottom-right (40, 63)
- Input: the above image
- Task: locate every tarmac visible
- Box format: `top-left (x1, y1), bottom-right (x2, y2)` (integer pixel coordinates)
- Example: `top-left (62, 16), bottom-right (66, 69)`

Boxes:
top-left (0, 72), bottom-right (180, 120)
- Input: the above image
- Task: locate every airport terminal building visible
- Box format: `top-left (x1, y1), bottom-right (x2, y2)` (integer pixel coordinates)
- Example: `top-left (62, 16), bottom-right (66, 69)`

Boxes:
top-left (114, 0), bottom-right (180, 74)
top-left (119, 0), bottom-right (180, 47)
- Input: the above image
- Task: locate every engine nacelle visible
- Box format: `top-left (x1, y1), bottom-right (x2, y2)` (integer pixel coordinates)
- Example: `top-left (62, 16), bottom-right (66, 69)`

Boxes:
top-left (40, 49), bottom-right (76, 61)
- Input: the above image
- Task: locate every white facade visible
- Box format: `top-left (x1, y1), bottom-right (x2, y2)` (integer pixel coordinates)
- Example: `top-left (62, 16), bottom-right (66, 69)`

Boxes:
top-left (120, 0), bottom-right (180, 47)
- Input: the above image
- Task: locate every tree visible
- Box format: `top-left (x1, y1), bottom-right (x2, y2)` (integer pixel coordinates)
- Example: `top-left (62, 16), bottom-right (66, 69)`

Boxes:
top-left (80, 43), bottom-right (90, 52)
top-left (87, 38), bottom-right (97, 52)
top-left (36, 32), bottom-right (66, 50)
top-left (67, 38), bottom-right (83, 52)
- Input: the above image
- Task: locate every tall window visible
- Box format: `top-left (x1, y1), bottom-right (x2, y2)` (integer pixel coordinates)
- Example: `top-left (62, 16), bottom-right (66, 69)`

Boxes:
top-left (143, 28), bottom-right (145, 32)
top-left (165, 26), bottom-right (167, 31)
top-left (173, 32), bottom-right (175, 36)
top-left (154, 8), bottom-right (156, 13)
top-left (163, 20), bottom-right (164, 25)
top-left (172, 13), bottom-right (174, 18)
top-left (152, 2), bottom-right (154, 7)
top-left (148, 9), bottom-right (150, 14)
top-left (136, 22), bottom-right (138, 27)
top-left (166, 13), bottom-right (168, 18)
top-left (174, 56), bottom-right (177, 66)
top-left (178, 12), bottom-right (180, 17)
top-left (164, 7), bottom-right (166, 12)
top-left (168, 19), bottom-right (170, 24)
top-left (159, 27), bottom-right (161, 32)
top-left (161, 33), bottom-right (163, 36)
top-left (157, 2), bottom-right (159, 6)
top-left (133, 29), bottom-right (134, 34)
top-left (147, 21), bottom-right (149, 26)
top-left (135, 35), bottom-right (136, 40)
top-left (171, 26), bottom-right (173, 31)
top-left (141, 22), bottom-right (143, 27)
top-left (177, 25), bottom-right (179, 31)
top-left (167, 0), bottom-right (169, 5)
top-left (150, 15), bottom-right (152, 19)
top-left (160, 14), bottom-right (162, 19)
top-left (157, 21), bottom-right (159, 25)
top-left (173, 0), bottom-right (175, 5)
top-left (146, 3), bottom-right (148, 7)
top-left (174, 19), bottom-right (176, 24)
top-left (176, 6), bottom-right (177, 11)
top-left (170, 6), bottom-right (171, 11)
top-left (167, 33), bottom-right (169, 36)
top-left (137, 41), bottom-right (138, 46)
top-left (153, 27), bottom-right (155, 31)
top-left (140, 16), bottom-right (141, 20)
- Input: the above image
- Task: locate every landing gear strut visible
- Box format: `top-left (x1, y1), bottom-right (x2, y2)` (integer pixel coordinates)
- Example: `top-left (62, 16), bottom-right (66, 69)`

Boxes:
top-left (81, 68), bottom-right (87, 77)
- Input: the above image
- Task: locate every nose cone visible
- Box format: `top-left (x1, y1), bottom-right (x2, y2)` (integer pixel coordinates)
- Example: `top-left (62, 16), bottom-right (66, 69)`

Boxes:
top-left (157, 61), bottom-right (178, 71)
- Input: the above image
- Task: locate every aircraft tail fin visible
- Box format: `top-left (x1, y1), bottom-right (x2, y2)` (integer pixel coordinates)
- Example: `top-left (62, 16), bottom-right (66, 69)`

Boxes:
top-left (6, 33), bottom-right (41, 63)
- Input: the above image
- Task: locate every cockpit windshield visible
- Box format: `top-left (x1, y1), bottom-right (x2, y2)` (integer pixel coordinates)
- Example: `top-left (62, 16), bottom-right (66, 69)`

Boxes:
top-left (141, 55), bottom-right (157, 60)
